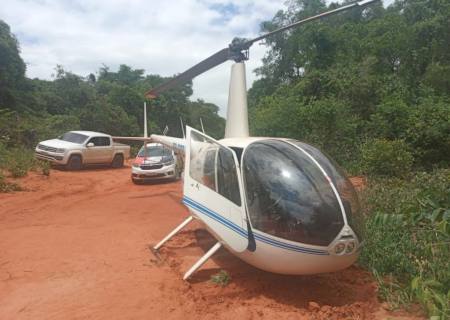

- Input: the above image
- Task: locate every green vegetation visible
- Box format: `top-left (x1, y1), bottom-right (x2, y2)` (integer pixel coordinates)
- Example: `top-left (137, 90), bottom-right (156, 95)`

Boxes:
top-left (360, 170), bottom-right (450, 318)
top-left (0, 172), bottom-right (21, 192)
top-left (210, 270), bottom-right (231, 287)
top-left (360, 139), bottom-right (413, 177)
top-left (0, 142), bottom-right (50, 188)
top-left (249, 0), bottom-right (450, 173)
top-left (249, 0), bottom-right (449, 317)
top-left (38, 160), bottom-right (51, 176)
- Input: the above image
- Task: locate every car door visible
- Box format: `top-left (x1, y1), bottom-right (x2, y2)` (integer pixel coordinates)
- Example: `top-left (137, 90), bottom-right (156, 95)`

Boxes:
top-left (97, 137), bottom-right (113, 162)
top-left (183, 126), bottom-right (249, 252)
top-left (84, 137), bottom-right (111, 164)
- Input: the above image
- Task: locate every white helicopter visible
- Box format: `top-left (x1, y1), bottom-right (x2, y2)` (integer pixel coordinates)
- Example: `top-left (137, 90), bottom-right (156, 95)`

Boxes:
top-left (116, 0), bottom-right (378, 280)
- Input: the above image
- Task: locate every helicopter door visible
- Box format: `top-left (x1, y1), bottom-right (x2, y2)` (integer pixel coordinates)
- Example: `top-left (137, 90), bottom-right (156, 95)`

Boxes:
top-left (184, 126), bottom-right (248, 252)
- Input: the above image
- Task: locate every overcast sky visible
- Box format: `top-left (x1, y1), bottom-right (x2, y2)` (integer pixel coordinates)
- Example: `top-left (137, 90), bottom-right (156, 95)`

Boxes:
top-left (0, 0), bottom-right (388, 116)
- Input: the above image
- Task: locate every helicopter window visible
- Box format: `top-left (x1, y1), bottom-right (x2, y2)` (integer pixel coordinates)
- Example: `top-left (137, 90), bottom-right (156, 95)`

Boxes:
top-left (290, 141), bottom-right (363, 240)
top-left (216, 148), bottom-right (241, 206)
top-left (189, 131), bottom-right (241, 206)
top-left (230, 147), bottom-right (243, 165)
top-left (243, 140), bottom-right (344, 246)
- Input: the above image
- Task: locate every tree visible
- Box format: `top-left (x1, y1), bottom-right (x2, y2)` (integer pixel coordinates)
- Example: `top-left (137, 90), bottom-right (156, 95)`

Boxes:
top-left (0, 20), bottom-right (26, 110)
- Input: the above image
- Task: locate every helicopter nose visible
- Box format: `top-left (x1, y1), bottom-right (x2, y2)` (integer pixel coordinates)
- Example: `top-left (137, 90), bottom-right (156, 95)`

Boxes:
top-left (331, 238), bottom-right (357, 255)
top-left (242, 140), bottom-right (345, 247)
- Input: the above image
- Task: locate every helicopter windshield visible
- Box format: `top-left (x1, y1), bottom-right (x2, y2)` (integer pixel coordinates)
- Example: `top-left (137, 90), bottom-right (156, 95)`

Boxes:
top-left (243, 140), bottom-right (345, 246)
top-left (290, 141), bottom-right (363, 239)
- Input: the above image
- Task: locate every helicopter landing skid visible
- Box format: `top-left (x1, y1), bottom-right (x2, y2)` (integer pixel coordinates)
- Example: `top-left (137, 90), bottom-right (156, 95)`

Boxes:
top-left (149, 246), bottom-right (162, 261)
top-left (183, 242), bottom-right (222, 280)
top-left (153, 216), bottom-right (194, 251)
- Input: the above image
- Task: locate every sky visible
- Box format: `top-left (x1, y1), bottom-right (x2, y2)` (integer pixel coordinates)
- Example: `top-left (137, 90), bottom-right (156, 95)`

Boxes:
top-left (0, 0), bottom-right (288, 116)
top-left (0, 0), bottom-right (388, 116)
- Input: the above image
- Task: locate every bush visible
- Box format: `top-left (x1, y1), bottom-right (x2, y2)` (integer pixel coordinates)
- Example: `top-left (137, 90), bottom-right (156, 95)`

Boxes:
top-left (1, 147), bottom-right (36, 178)
top-left (38, 160), bottom-right (51, 176)
top-left (0, 172), bottom-right (21, 192)
top-left (251, 94), bottom-right (363, 169)
top-left (359, 169), bottom-right (450, 318)
top-left (369, 96), bottom-right (410, 140)
top-left (361, 139), bottom-right (413, 177)
top-left (8, 148), bottom-right (35, 178)
top-left (404, 98), bottom-right (450, 168)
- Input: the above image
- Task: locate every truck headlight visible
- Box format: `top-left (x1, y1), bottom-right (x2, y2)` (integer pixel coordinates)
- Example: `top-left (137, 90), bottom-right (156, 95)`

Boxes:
top-left (56, 148), bottom-right (66, 153)
top-left (163, 160), bottom-right (175, 166)
top-left (132, 163), bottom-right (140, 168)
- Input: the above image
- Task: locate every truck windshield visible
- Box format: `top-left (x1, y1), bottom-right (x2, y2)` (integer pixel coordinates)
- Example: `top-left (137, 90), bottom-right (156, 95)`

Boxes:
top-left (59, 132), bottom-right (89, 144)
top-left (138, 145), bottom-right (172, 157)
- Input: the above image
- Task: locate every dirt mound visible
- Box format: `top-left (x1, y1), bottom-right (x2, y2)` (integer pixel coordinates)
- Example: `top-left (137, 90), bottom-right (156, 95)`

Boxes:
top-left (0, 167), bottom-right (423, 319)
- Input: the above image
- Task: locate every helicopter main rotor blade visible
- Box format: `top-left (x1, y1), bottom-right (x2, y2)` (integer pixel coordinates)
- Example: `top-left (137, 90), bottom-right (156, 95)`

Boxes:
top-left (145, 47), bottom-right (229, 98)
top-left (144, 0), bottom-right (380, 98)
top-left (244, 0), bottom-right (379, 47)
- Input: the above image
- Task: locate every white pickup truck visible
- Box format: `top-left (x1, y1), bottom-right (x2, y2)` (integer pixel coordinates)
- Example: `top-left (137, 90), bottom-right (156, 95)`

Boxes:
top-left (35, 131), bottom-right (130, 170)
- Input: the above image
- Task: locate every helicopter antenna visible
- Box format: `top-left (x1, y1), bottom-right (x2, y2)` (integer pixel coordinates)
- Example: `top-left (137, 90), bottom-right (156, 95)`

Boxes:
top-left (180, 117), bottom-right (185, 139)
top-left (144, 102), bottom-right (148, 138)
top-left (144, 0), bottom-right (379, 98)
top-left (200, 117), bottom-right (205, 134)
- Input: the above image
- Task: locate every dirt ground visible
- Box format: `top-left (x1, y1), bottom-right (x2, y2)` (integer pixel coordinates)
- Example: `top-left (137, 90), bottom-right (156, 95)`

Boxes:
top-left (0, 166), bottom-right (423, 320)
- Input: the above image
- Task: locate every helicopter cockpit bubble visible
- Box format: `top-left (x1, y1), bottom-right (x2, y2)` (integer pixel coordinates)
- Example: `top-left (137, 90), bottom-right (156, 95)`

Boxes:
top-left (242, 139), bottom-right (361, 247)
top-left (289, 141), bottom-right (364, 240)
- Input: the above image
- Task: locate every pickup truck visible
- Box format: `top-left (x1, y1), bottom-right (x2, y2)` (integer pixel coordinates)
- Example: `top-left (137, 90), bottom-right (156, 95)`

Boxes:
top-left (35, 130), bottom-right (130, 170)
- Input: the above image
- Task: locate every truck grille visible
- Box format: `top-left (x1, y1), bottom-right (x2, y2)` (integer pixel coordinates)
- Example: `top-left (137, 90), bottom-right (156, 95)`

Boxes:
top-left (38, 144), bottom-right (58, 152)
top-left (140, 164), bottom-right (163, 170)
top-left (35, 152), bottom-right (63, 161)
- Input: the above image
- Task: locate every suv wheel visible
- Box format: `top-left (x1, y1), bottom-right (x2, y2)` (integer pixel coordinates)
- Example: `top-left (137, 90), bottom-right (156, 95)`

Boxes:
top-left (131, 176), bottom-right (142, 184)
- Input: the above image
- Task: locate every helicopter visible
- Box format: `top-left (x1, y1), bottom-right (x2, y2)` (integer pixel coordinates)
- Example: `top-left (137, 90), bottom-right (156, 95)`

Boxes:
top-left (115, 0), bottom-right (378, 280)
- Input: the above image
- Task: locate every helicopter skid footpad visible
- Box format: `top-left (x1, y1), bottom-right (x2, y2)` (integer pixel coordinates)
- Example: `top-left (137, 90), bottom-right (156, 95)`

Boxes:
top-left (149, 246), bottom-right (163, 261)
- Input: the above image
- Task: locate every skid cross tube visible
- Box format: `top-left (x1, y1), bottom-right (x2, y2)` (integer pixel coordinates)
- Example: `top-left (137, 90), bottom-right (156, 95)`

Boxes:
top-left (153, 216), bottom-right (193, 250)
top-left (183, 242), bottom-right (222, 280)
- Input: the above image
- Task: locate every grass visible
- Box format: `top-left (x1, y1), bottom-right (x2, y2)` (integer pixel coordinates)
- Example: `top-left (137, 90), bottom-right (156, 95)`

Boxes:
top-left (37, 160), bottom-right (51, 176)
top-left (359, 169), bottom-right (450, 319)
top-left (0, 145), bottom-right (35, 178)
top-left (210, 270), bottom-right (231, 287)
top-left (0, 172), bottom-right (22, 192)
top-left (0, 144), bottom-right (51, 192)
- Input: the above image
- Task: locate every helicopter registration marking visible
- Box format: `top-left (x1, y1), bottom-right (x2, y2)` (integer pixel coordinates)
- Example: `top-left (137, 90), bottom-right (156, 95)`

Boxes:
top-left (183, 196), bottom-right (329, 255)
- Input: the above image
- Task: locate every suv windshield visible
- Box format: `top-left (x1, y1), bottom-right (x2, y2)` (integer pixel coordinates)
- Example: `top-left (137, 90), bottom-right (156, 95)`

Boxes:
top-left (138, 145), bottom-right (172, 157)
top-left (59, 132), bottom-right (89, 144)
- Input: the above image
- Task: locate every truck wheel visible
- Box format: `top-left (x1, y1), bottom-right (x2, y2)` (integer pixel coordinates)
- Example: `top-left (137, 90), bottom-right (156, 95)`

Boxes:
top-left (111, 154), bottom-right (124, 168)
top-left (67, 155), bottom-right (82, 171)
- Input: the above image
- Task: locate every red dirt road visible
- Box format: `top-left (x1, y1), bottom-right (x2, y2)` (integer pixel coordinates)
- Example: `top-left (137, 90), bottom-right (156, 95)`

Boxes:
top-left (0, 167), bottom-right (422, 319)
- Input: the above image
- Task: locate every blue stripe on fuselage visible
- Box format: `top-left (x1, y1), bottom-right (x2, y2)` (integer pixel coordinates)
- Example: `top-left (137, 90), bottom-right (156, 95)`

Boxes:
top-left (182, 196), bottom-right (329, 256)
